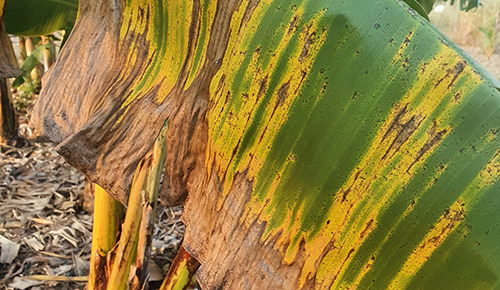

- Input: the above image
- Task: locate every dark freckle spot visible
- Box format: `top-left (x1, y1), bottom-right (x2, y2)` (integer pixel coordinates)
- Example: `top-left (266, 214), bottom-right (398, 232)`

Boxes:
top-left (58, 111), bottom-right (67, 121)
top-left (352, 91), bottom-right (358, 99)
top-left (326, 220), bottom-right (330, 225)
top-left (373, 23), bottom-right (381, 29)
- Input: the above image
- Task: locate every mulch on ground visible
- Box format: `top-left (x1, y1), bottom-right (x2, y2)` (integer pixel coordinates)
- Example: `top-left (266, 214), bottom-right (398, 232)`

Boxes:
top-left (0, 140), bottom-right (185, 290)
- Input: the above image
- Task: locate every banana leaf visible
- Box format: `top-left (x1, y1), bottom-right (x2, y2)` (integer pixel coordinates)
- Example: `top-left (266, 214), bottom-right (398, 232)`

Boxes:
top-left (4, 0), bottom-right (77, 36)
top-left (32, 0), bottom-right (500, 288)
top-left (416, 0), bottom-right (436, 12)
top-left (406, 0), bottom-right (430, 19)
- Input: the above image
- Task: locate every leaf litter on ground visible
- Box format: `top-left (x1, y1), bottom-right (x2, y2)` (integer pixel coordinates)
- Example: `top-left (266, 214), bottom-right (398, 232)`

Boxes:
top-left (0, 140), bottom-right (185, 290)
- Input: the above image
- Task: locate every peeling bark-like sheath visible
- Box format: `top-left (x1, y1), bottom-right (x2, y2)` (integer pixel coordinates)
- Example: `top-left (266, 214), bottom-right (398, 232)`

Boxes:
top-left (31, 0), bottom-right (234, 205)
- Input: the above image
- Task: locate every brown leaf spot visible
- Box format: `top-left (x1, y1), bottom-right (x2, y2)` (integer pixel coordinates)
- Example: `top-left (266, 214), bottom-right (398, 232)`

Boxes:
top-left (381, 105), bottom-right (424, 161)
top-left (407, 121), bottom-right (447, 172)
top-left (299, 23), bottom-right (315, 62)
top-left (276, 81), bottom-right (291, 106)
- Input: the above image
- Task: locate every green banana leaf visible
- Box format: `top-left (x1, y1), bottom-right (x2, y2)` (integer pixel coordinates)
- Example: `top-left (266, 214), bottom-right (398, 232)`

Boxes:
top-left (4, 0), bottom-right (77, 36)
top-left (416, 0), bottom-right (436, 12)
top-left (32, 0), bottom-right (500, 288)
top-left (404, 0), bottom-right (430, 20)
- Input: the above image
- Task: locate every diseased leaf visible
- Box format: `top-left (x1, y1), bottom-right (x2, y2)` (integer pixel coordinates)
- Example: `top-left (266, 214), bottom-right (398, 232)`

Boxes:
top-left (32, 0), bottom-right (500, 288)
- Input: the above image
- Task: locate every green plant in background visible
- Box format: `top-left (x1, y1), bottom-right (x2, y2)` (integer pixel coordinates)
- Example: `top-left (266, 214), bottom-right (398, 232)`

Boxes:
top-left (12, 43), bottom-right (50, 87)
top-left (418, 0), bottom-right (480, 13)
top-left (12, 79), bottom-right (40, 112)
top-left (4, 0), bottom-right (77, 86)
top-left (10, 39), bottom-right (50, 113)
top-left (429, 0), bottom-right (500, 81)
top-left (0, 0), bottom-right (78, 143)
top-left (11, 34), bottom-right (62, 112)
top-left (478, 19), bottom-right (499, 59)
top-left (444, 0), bottom-right (480, 11)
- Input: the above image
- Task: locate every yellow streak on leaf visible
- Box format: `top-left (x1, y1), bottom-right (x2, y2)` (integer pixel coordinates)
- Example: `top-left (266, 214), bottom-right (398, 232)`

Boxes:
top-left (207, 0), bottom-right (277, 182)
top-left (315, 214), bottom-right (377, 289)
top-left (151, 0), bottom-right (194, 104)
top-left (184, 0), bottom-right (217, 89)
top-left (119, 0), bottom-right (199, 108)
top-left (387, 200), bottom-right (465, 290)
top-left (479, 150), bottom-right (500, 185)
top-left (383, 147), bottom-right (500, 290)
top-left (391, 28), bottom-right (416, 65)
top-left (212, 9), bottom-right (328, 213)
